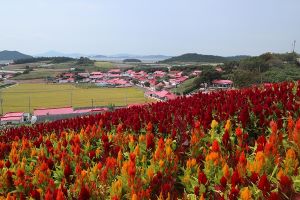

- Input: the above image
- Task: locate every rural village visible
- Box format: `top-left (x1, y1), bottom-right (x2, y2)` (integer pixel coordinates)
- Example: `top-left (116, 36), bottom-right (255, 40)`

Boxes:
top-left (0, 63), bottom-right (233, 126)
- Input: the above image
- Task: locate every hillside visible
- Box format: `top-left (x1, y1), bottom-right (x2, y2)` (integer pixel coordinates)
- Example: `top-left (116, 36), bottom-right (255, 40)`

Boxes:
top-left (0, 50), bottom-right (32, 61)
top-left (160, 53), bottom-right (250, 63)
top-left (161, 53), bottom-right (250, 63)
top-left (0, 82), bottom-right (300, 199)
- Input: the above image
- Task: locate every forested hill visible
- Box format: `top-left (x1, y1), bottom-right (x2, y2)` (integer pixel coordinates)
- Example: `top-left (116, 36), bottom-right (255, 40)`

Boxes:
top-left (160, 53), bottom-right (250, 63)
top-left (0, 50), bottom-right (32, 60)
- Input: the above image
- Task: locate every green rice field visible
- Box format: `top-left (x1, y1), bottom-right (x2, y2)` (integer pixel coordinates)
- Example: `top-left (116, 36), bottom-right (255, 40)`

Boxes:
top-left (0, 84), bottom-right (152, 113)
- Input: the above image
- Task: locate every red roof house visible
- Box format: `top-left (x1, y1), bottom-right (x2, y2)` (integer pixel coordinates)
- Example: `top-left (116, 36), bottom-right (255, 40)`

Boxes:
top-left (33, 107), bottom-right (74, 116)
top-left (0, 112), bottom-right (25, 125)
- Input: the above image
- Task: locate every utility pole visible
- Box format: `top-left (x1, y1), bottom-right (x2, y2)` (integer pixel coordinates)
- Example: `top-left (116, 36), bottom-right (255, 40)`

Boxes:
top-left (28, 96), bottom-right (31, 113)
top-left (70, 92), bottom-right (73, 106)
top-left (292, 40), bottom-right (296, 53)
top-left (91, 99), bottom-right (94, 108)
top-left (0, 99), bottom-right (3, 115)
top-left (259, 65), bottom-right (262, 84)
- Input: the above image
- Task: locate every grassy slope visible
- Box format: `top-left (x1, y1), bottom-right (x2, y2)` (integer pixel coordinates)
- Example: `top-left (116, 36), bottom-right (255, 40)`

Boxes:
top-left (0, 84), bottom-right (152, 113)
top-left (171, 77), bottom-right (196, 94)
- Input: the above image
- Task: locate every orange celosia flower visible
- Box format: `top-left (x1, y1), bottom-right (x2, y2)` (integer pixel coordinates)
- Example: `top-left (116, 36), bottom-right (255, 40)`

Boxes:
top-left (240, 187), bottom-right (252, 200)
top-left (277, 168), bottom-right (284, 180)
top-left (284, 148), bottom-right (299, 175)
top-left (131, 193), bottom-right (138, 200)
top-left (159, 160), bottom-right (164, 168)
top-left (165, 146), bottom-right (172, 158)
top-left (250, 151), bottom-right (265, 174)
top-left (222, 163), bottom-right (231, 180)
top-left (147, 167), bottom-right (154, 180)
top-left (225, 120), bottom-right (231, 133)
top-left (117, 150), bottom-right (123, 168)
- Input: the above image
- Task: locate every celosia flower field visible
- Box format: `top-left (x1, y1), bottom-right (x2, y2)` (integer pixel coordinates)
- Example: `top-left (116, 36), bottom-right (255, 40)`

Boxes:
top-left (0, 82), bottom-right (299, 199)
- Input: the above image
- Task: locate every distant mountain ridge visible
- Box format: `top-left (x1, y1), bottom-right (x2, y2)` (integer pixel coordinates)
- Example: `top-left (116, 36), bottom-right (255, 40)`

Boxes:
top-left (0, 50), bottom-right (32, 61)
top-left (36, 51), bottom-right (171, 61)
top-left (160, 53), bottom-right (251, 63)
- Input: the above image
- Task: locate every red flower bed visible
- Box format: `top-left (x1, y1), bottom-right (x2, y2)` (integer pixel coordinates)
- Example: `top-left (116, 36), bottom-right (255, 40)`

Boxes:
top-left (0, 82), bottom-right (299, 199)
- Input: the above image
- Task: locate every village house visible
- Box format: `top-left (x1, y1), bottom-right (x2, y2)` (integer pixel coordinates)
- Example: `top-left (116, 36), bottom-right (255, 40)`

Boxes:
top-left (212, 80), bottom-right (233, 88)
top-left (145, 90), bottom-right (177, 101)
top-left (0, 112), bottom-right (30, 125)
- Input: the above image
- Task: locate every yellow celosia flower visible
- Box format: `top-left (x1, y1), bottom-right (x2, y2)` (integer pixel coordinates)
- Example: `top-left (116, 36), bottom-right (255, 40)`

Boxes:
top-left (211, 120), bottom-right (218, 129)
top-left (95, 148), bottom-right (101, 157)
top-left (240, 187), bottom-right (252, 200)
top-left (113, 179), bottom-right (123, 196)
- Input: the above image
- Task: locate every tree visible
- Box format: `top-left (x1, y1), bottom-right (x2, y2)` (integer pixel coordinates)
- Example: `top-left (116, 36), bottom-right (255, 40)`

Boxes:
top-left (232, 69), bottom-right (260, 87)
top-left (77, 57), bottom-right (94, 65)
top-left (144, 81), bottom-right (150, 87)
top-left (193, 70), bottom-right (222, 86)
top-left (132, 79), bottom-right (139, 85)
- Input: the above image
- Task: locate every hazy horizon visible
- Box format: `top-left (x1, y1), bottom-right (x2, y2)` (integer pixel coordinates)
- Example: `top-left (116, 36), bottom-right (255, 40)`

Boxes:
top-left (1, 0), bottom-right (299, 56)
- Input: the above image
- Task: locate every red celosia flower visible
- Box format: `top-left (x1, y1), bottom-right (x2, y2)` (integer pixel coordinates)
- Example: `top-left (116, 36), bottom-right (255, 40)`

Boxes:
top-left (250, 172), bottom-right (259, 184)
top-left (146, 122), bottom-right (153, 133)
top-left (16, 168), bottom-right (25, 179)
top-left (268, 192), bottom-right (279, 200)
top-left (129, 153), bottom-right (136, 162)
top-left (220, 176), bottom-right (227, 188)
top-left (194, 186), bottom-right (200, 196)
top-left (56, 189), bottom-right (65, 200)
top-left (64, 164), bottom-right (72, 179)
top-left (235, 127), bottom-right (243, 137)
top-left (212, 140), bottom-right (220, 152)
top-left (88, 150), bottom-right (96, 160)
top-left (40, 162), bottom-right (49, 171)
top-left (239, 151), bottom-right (247, 166)
top-left (5, 160), bottom-right (11, 168)
top-left (231, 170), bottom-right (240, 187)
top-left (0, 160), bottom-right (4, 169)
top-left (229, 187), bottom-right (239, 200)
top-left (78, 185), bottom-right (90, 200)
top-left (30, 189), bottom-right (41, 200)
top-left (198, 171), bottom-right (208, 185)
top-left (44, 189), bottom-right (53, 200)
top-left (146, 132), bottom-right (155, 150)
top-left (258, 174), bottom-right (270, 197)
top-left (256, 135), bottom-right (267, 152)
top-left (222, 130), bottom-right (230, 148)
top-left (116, 123), bottom-right (123, 134)
top-left (279, 175), bottom-right (293, 197)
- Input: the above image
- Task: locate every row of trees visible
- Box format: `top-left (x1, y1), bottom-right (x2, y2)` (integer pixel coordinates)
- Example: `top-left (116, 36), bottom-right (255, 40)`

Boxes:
top-left (14, 57), bottom-right (75, 64)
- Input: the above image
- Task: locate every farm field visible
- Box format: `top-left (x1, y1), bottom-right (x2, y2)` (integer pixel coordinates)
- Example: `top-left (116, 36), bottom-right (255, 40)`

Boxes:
top-left (0, 83), bottom-right (152, 113)
top-left (0, 81), bottom-right (299, 199)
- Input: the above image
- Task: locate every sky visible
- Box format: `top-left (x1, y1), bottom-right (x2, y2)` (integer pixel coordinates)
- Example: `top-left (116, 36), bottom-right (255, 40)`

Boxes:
top-left (0, 0), bottom-right (299, 56)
